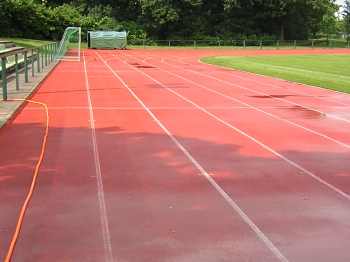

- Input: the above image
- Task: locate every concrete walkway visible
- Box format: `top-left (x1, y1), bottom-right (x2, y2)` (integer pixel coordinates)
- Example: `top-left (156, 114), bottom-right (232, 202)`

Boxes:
top-left (0, 60), bottom-right (58, 129)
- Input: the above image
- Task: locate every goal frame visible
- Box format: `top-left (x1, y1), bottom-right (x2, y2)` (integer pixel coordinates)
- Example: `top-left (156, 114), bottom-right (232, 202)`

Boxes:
top-left (55, 27), bottom-right (81, 62)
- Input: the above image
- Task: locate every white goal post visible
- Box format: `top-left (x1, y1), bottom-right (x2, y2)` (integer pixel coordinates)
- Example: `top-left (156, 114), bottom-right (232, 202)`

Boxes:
top-left (55, 27), bottom-right (81, 62)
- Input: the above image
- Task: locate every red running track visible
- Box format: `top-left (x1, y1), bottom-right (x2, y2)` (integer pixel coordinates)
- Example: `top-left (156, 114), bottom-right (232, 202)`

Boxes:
top-left (1, 49), bottom-right (350, 262)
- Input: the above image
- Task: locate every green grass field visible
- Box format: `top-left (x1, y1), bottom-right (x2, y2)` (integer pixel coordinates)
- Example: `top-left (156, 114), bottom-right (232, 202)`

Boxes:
top-left (0, 38), bottom-right (55, 49)
top-left (201, 55), bottom-right (350, 94)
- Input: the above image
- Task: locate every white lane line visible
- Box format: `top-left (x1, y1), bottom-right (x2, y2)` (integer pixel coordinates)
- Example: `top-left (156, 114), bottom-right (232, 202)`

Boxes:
top-left (222, 59), bottom-right (350, 80)
top-left (154, 52), bottom-right (350, 113)
top-left (116, 51), bottom-right (350, 201)
top-left (121, 53), bottom-right (350, 149)
top-left (25, 105), bottom-right (348, 111)
top-left (83, 52), bottom-right (114, 262)
top-left (97, 52), bottom-right (289, 262)
top-left (196, 59), bottom-right (350, 107)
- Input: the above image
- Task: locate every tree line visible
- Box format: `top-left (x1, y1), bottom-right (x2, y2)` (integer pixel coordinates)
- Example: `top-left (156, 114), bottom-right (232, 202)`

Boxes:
top-left (0, 0), bottom-right (349, 43)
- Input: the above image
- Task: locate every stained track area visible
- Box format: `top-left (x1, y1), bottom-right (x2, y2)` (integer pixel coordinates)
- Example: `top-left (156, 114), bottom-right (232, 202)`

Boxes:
top-left (1, 49), bottom-right (350, 262)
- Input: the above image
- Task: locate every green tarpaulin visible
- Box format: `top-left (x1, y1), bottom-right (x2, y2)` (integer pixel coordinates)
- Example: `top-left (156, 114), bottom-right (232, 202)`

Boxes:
top-left (88, 31), bottom-right (127, 49)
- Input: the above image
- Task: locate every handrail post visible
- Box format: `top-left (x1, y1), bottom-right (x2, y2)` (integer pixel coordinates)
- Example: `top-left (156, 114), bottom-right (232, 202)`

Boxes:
top-left (41, 47), bottom-right (44, 69)
top-left (37, 48), bottom-right (40, 73)
top-left (45, 46), bottom-right (48, 66)
top-left (2, 58), bottom-right (7, 101)
top-left (31, 49), bottom-right (35, 77)
top-left (50, 44), bottom-right (53, 62)
top-left (15, 54), bottom-right (19, 90)
top-left (24, 52), bottom-right (28, 83)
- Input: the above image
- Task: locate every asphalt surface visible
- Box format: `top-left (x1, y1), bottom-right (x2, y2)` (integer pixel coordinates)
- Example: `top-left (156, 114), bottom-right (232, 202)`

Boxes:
top-left (0, 60), bottom-right (58, 129)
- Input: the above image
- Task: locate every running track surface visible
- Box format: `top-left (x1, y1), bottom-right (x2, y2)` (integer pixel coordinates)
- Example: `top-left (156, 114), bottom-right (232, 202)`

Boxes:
top-left (1, 49), bottom-right (350, 262)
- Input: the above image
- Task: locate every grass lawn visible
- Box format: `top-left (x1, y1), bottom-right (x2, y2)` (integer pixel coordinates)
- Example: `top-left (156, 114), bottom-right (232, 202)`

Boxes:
top-left (0, 38), bottom-right (55, 49)
top-left (201, 55), bottom-right (350, 94)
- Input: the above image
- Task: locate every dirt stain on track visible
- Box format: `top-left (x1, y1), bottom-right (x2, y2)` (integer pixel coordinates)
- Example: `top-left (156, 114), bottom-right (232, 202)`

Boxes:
top-left (249, 94), bottom-right (310, 99)
top-left (135, 65), bottom-right (156, 68)
top-left (286, 105), bottom-right (327, 119)
top-left (129, 63), bottom-right (155, 68)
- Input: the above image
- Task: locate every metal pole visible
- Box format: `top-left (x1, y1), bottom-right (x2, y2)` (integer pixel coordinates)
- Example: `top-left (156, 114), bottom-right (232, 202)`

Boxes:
top-left (50, 44), bottom-right (52, 62)
top-left (15, 54), bottom-right (19, 90)
top-left (45, 46), bottom-right (47, 66)
top-left (312, 40), bottom-right (314, 49)
top-left (194, 40), bottom-right (196, 49)
top-left (243, 40), bottom-right (246, 50)
top-left (41, 48), bottom-right (44, 69)
top-left (294, 40), bottom-right (296, 49)
top-left (169, 41), bottom-right (171, 49)
top-left (37, 48), bottom-right (40, 73)
top-left (260, 40), bottom-right (262, 50)
top-left (2, 58), bottom-right (7, 101)
top-left (31, 49), bottom-right (35, 77)
top-left (277, 40), bottom-right (279, 49)
top-left (24, 52), bottom-right (28, 83)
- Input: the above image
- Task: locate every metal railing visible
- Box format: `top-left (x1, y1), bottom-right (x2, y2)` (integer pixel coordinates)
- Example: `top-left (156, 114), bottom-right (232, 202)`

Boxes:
top-left (0, 43), bottom-right (58, 101)
top-left (130, 39), bottom-right (350, 49)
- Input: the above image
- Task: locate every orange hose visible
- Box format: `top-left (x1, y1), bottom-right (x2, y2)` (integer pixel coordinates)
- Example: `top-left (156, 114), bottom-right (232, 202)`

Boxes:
top-left (4, 99), bottom-right (49, 262)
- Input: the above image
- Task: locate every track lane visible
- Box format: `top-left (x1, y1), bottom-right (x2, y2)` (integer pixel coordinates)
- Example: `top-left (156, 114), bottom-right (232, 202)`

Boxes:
top-left (158, 52), bottom-right (350, 106)
top-left (89, 52), bottom-right (288, 261)
top-left (161, 51), bottom-right (350, 114)
top-left (115, 52), bottom-right (349, 181)
top-left (106, 51), bottom-right (350, 197)
top-left (128, 53), bottom-right (350, 146)
top-left (120, 52), bottom-right (350, 149)
top-left (145, 52), bottom-right (350, 121)
top-left (2, 49), bottom-right (350, 262)
top-left (1, 60), bottom-right (112, 261)
top-left (97, 50), bottom-right (346, 260)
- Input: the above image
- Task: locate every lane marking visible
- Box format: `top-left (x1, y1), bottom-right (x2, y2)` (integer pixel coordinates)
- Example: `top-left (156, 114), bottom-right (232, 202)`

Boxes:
top-left (115, 52), bottom-right (350, 201)
top-left (25, 106), bottom-right (349, 111)
top-left (123, 53), bottom-right (350, 148)
top-left (194, 58), bottom-right (350, 106)
top-left (98, 52), bottom-right (289, 262)
top-left (83, 52), bottom-right (114, 262)
top-left (160, 52), bottom-right (350, 108)
top-left (153, 52), bottom-right (350, 119)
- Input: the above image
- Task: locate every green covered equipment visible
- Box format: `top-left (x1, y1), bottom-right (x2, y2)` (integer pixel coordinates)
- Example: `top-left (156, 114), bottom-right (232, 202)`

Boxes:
top-left (88, 31), bottom-right (127, 49)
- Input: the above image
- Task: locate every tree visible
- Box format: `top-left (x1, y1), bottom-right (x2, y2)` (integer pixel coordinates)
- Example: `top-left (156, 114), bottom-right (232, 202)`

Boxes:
top-left (320, 2), bottom-right (339, 41)
top-left (306, 0), bottom-right (335, 38)
top-left (0, 0), bottom-right (53, 39)
top-left (343, 0), bottom-right (350, 44)
top-left (138, 0), bottom-right (202, 39)
top-left (252, 0), bottom-right (298, 41)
